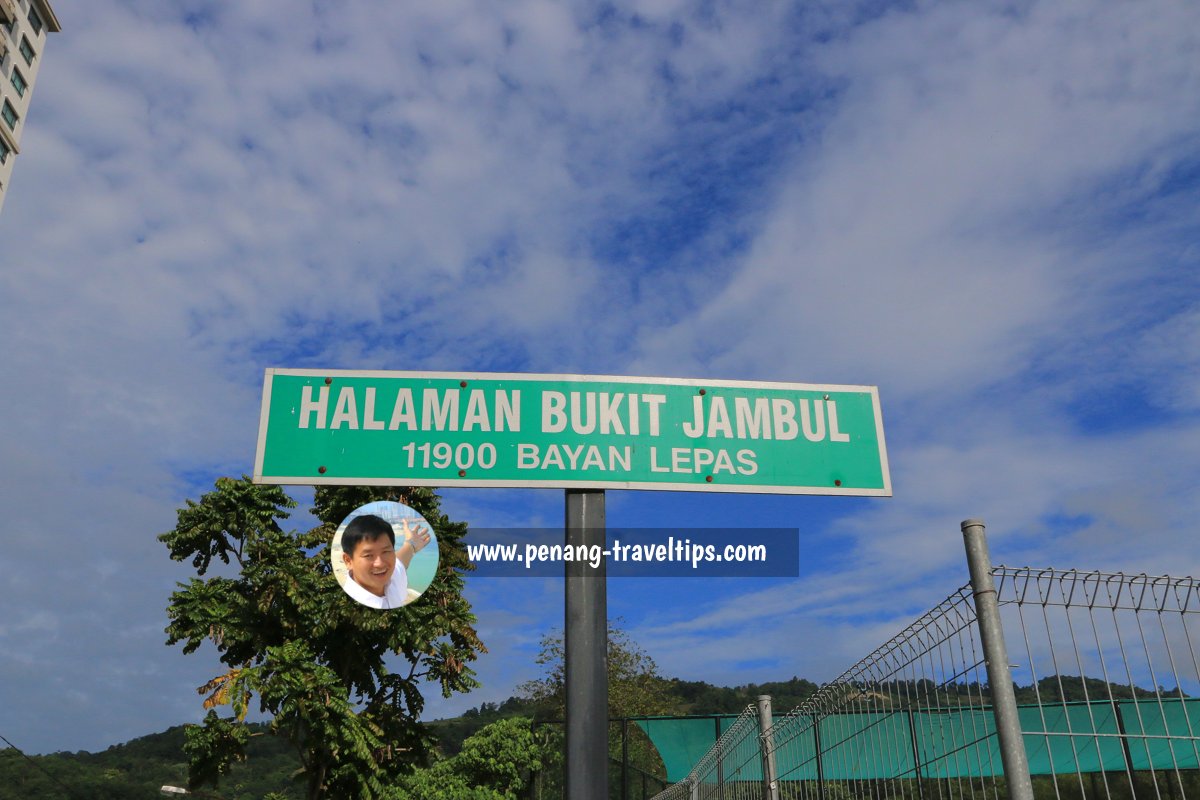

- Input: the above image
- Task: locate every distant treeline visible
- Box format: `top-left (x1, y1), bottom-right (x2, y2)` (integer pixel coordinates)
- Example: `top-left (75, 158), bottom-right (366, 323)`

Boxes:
top-left (0, 723), bottom-right (295, 800)
top-left (0, 674), bottom-right (1170, 800)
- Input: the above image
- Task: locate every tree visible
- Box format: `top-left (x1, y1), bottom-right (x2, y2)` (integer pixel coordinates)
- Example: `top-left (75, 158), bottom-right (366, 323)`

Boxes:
top-left (518, 623), bottom-right (671, 791)
top-left (518, 622), bottom-right (673, 719)
top-left (160, 478), bottom-right (486, 800)
top-left (391, 717), bottom-right (550, 800)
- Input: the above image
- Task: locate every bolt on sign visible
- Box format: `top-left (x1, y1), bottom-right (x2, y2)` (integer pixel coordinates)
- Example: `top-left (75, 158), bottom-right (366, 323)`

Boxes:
top-left (253, 370), bottom-right (891, 496)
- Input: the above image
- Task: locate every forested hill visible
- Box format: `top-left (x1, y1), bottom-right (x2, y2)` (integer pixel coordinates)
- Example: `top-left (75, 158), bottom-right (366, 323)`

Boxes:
top-left (0, 674), bottom-right (817, 798)
top-left (0, 674), bottom-right (1170, 799)
top-left (0, 722), bottom-right (296, 800)
top-left (426, 675), bottom-right (822, 753)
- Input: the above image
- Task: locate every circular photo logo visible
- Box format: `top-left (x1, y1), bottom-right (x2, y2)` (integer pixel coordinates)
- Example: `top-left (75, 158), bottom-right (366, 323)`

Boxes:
top-left (332, 500), bottom-right (440, 609)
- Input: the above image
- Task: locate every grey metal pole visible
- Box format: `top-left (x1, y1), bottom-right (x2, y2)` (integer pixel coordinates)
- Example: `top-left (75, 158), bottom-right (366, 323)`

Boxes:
top-left (961, 519), bottom-right (1034, 800)
top-left (757, 695), bottom-right (780, 800)
top-left (566, 489), bottom-right (608, 800)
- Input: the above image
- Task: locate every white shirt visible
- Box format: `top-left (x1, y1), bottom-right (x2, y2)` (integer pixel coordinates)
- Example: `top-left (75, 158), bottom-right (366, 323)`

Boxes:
top-left (342, 564), bottom-right (409, 609)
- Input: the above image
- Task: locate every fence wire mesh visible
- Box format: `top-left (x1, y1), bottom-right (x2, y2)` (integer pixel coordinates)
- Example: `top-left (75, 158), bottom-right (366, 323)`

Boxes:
top-left (688, 705), bottom-right (763, 799)
top-left (996, 568), bottom-right (1200, 799)
top-left (649, 566), bottom-right (1200, 800)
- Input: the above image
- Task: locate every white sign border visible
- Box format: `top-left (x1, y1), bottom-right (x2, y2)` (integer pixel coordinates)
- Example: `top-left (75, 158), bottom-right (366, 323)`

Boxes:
top-left (253, 368), bottom-right (892, 497)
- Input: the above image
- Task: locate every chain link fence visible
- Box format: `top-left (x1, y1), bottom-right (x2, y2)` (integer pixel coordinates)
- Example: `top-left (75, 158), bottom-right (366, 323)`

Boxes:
top-left (650, 521), bottom-right (1200, 800)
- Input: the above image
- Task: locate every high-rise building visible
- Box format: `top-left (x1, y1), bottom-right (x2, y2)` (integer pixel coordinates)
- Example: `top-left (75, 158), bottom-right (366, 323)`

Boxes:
top-left (0, 0), bottom-right (59, 214)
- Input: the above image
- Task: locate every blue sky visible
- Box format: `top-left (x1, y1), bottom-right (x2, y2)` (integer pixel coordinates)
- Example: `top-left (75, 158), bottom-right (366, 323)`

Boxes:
top-left (1, 0), bottom-right (1199, 755)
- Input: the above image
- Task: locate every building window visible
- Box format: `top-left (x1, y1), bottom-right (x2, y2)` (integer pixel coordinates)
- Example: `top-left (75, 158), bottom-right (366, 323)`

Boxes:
top-left (19, 36), bottom-right (33, 66)
top-left (0, 137), bottom-right (9, 164)
top-left (10, 66), bottom-right (25, 97)
top-left (2, 100), bottom-right (17, 131)
top-left (27, 5), bottom-right (42, 36)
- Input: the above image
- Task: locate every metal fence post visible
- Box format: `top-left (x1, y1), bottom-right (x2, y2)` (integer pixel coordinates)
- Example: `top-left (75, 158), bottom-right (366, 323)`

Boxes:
top-left (812, 713), bottom-right (826, 800)
top-left (757, 695), bottom-right (780, 800)
top-left (714, 717), bottom-right (724, 800)
top-left (961, 518), bottom-right (1034, 800)
top-left (906, 707), bottom-right (926, 800)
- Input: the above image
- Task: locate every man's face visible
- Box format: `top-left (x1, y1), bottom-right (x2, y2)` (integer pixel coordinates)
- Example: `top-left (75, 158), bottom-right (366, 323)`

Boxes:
top-left (342, 534), bottom-right (396, 596)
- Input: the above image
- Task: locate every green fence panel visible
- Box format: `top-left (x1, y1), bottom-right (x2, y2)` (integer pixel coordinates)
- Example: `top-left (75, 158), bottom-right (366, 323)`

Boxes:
top-left (772, 716), bottom-right (820, 782)
top-left (815, 711), bottom-right (916, 780)
top-left (635, 716), bottom-right (741, 784)
top-left (915, 708), bottom-right (1002, 779)
top-left (1018, 701), bottom-right (1128, 774)
top-left (639, 699), bottom-right (1200, 789)
top-left (1119, 698), bottom-right (1200, 771)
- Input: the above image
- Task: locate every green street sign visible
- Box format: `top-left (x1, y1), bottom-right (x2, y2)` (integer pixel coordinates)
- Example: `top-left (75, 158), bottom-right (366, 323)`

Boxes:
top-left (253, 370), bottom-right (891, 496)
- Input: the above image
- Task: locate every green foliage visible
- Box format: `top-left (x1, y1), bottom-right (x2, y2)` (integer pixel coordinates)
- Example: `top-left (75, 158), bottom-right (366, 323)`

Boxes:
top-left (160, 478), bottom-right (486, 800)
top-left (391, 717), bottom-right (549, 800)
top-left (183, 712), bottom-right (250, 787)
top-left (1015, 674), bottom-right (1162, 704)
top-left (389, 770), bottom-right (497, 800)
top-left (0, 724), bottom-right (306, 800)
top-left (426, 696), bottom-right (544, 756)
top-left (454, 717), bottom-right (548, 793)
top-left (661, 676), bottom-right (819, 715)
